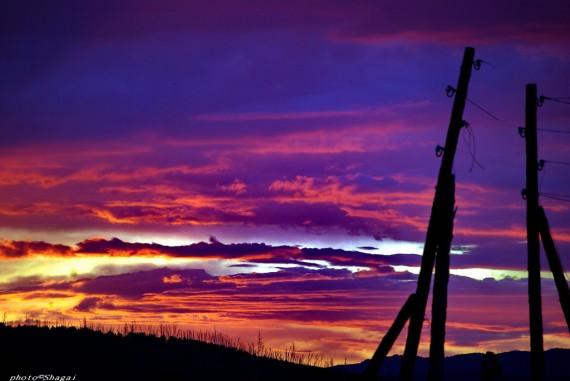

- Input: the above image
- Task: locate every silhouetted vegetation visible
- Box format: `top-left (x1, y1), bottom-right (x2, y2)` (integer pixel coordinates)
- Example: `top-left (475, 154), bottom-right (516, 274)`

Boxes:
top-left (4, 316), bottom-right (335, 367)
top-left (0, 322), bottom-right (358, 381)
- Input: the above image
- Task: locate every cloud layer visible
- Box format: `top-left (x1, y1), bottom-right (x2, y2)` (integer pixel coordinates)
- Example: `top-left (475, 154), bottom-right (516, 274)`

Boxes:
top-left (1, 0), bottom-right (569, 363)
top-left (1, 238), bottom-right (569, 361)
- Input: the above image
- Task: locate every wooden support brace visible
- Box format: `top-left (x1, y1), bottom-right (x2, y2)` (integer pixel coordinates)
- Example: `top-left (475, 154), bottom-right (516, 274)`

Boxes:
top-left (362, 294), bottom-right (416, 381)
top-left (537, 205), bottom-right (570, 333)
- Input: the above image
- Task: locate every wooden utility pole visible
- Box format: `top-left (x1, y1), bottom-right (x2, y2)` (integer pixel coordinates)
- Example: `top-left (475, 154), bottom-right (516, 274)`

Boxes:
top-left (537, 206), bottom-right (570, 332)
top-left (398, 47), bottom-right (475, 381)
top-left (524, 83), bottom-right (544, 381)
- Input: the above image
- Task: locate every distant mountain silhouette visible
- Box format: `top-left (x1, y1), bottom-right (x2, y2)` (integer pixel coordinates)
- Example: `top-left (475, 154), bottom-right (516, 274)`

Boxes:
top-left (332, 349), bottom-right (570, 381)
top-left (0, 324), bottom-right (357, 381)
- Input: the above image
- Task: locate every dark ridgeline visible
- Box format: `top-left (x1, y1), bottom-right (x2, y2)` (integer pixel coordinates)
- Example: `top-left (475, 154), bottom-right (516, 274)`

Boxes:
top-left (334, 349), bottom-right (570, 381)
top-left (0, 324), bottom-right (358, 381)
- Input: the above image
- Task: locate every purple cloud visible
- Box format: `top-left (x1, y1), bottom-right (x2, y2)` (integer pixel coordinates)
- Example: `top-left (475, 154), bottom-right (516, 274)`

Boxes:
top-left (78, 268), bottom-right (220, 298)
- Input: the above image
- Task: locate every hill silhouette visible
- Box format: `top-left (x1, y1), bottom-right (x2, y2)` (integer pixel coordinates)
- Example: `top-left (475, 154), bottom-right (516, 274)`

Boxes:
top-left (332, 348), bottom-right (570, 381)
top-left (3, 323), bottom-right (568, 380)
top-left (0, 323), bottom-right (357, 381)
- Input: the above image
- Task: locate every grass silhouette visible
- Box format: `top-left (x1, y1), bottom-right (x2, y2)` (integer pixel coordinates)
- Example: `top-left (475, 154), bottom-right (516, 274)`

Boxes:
top-left (0, 321), bottom-right (356, 381)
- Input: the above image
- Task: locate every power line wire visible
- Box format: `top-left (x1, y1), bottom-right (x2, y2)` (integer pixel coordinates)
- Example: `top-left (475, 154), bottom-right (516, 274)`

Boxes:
top-left (542, 192), bottom-right (570, 198)
top-left (541, 193), bottom-right (570, 203)
top-left (466, 97), bottom-right (500, 120)
top-left (537, 128), bottom-right (570, 134)
top-left (445, 85), bottom-right (500, 121)
top-left (542, 159), bottom-right (570, 166)
top-left (548, 99), bottom-right (570, 105)
top-left (539, 96), bottom-right (570, 106)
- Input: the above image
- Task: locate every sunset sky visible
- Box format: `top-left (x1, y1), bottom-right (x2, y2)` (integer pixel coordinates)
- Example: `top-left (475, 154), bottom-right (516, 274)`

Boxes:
top-left (1, 1), bottom-right (570, 363)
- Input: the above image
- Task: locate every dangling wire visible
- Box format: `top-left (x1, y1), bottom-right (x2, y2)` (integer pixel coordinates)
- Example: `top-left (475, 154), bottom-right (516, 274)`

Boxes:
top-left (461, 122), bottom-right (485, 172)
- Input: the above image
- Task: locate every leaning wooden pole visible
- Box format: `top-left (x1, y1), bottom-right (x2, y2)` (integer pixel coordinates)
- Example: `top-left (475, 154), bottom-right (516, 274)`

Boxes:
top-left (362, 294), bottom-right (416, 381)
top-left (524, 83), bottom-right (544, 381)
top-left (398, 47), bottom-right (475, 381)
top-left (537, 205), bottom-right (570, 333)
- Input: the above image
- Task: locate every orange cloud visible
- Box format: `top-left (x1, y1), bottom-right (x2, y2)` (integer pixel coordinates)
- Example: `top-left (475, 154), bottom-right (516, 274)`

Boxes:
top-left (0, 238), bottom-right (72, 258)
top-left (162, 274), bottom-right (184, 284)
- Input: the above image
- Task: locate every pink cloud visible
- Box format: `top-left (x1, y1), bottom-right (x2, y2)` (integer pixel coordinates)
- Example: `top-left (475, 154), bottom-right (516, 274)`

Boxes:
top-left (218, 179), bottom-right (248, 194)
